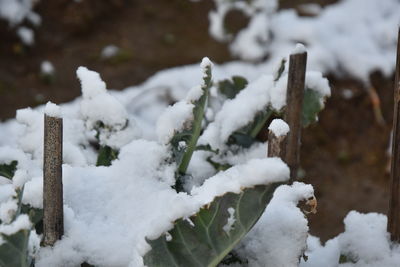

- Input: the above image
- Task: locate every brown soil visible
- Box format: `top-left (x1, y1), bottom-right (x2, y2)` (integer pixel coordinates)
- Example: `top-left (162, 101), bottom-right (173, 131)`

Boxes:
top-left (0, 0), bottom-right (230, 119)
top-left (302, 72), bottom-right (394, 241)
top-left (0, 0), bottom-right (395, 243)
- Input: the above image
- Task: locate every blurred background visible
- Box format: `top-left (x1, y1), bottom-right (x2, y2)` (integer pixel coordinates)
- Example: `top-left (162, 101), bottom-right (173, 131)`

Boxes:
top-left (0, 0), bottom-right (397, 242)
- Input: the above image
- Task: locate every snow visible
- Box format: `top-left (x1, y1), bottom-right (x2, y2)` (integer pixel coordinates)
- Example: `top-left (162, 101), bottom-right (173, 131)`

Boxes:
top-left (268, 119), bottom-right (289, 137)
top-left (209, 0), bottom-right (400, 82)
top-left (300, 211), bottom-right (400, 267)
top-left (185, 85), bottom-right (203, 103)
top-left (156, 101), bottom-right (194, 144)
top-left (22, 176), bottom-right (43, 208)
top-left (236, 182), bottom-right (314, 267)
top-left (342, 89), bottom-right (354, 100)
top-left (12, 169), bottom-right (28, 189)
top-left (200, 74), bottom-right (273, 149)
top-left (77, 66), bottom-right (107, 99)
top-left (33, 142), bottom-right (289, 266)
top-left (0, 0), bottom-right (399, 263)
top-left (44, 101), bottom-right (62, 118)
top-left (101, 45), bottom-right (119, 59)
top-left (292, 43), bottom-right (307, 55)
top-left (338, 211), bottom-right (391, 263)
top-left (0, 199), bottom-right (17, 224)
top-left (223, 207), bottom-right (236, 234)
top-left (0, 0), bottom-right (40, 26)
top-left (0, 214), bottom-right (31, 235)
top-left (191, 158), bottom-right (290, 204)
top-left (77, 66), bottom-right (139, 149)
top-left (41, 61), bottom-right (55, 75)
top-left (17, 26), bottom-right (34, 45)
top-left (199, 65), bottom-right (329, 150)
top-left (200, 56), bottom-right (213, 72)
top-left (0, 56), bottom-right (329, 266)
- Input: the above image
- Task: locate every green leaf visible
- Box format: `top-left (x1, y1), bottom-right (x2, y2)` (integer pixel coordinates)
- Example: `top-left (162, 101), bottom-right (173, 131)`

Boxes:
top-left (302, 89), bottom-right (323, 127)
top-left (0, 229), bottom-right (30, 267)
top-left (195, 145), bottom-right (219, 154)
top-left (96, 145), bottom-right (119, 166)
top-left (144, 182), bottom-right (282, 267)
top-left (171, 64), bottom-right (212, 192)
top-left (227, 109), bottom-right (274, 148)
top-left (0, 182), bottom-right (42, 267)
top-left (206, 157), bottom-right (231, 172)
top-left (21, 204), bottom-right (43, 235)
top-left (273, 58), bottom-right (287, 82)
top-left (0, 160), bottom-right (18, 179)
top-left (220, 251), bottom-right (248, 265)
top-left (218, 76), bottom-right (248, 99)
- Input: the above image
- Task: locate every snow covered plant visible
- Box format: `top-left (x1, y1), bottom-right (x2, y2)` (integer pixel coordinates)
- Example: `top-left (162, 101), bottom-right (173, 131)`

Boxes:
top-left (0, 54), bottom-right (330, 266)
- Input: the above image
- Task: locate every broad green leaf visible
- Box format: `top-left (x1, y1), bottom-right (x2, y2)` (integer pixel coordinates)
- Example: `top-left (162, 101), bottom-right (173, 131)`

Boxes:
top-left (144, 182), bottom-right (281, 267)
top-left (96, 145), bottom-right (119, 166)
top-left (218, 76), bottom-right (248, 99)
top-left (171, 64), bottom-right (212, 192)
top-left (302, 89), bottom-right (323, 127)
top-left (0, 180), bottom-right (41, 267)
top-left (0, 229), bottom-right (30, 267)
top-left (0, 160), bottom-right (18, 179)
top-left (12, 188), bottom-right (24, 222)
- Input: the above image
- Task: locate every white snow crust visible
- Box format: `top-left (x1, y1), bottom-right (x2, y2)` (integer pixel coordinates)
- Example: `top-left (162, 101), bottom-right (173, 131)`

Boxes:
top-left (209, 0), bottom-right (400, 82)
top-left (44, 101), bottom-right (61, 118)
top-left (268, 119), bottom-right (289, 137)
top-left (40, 61), bottom-right (55, 75)
top-left (292, 43), bottom-right (307, 55)
top-left (156, 101), bottom-right (194, 144)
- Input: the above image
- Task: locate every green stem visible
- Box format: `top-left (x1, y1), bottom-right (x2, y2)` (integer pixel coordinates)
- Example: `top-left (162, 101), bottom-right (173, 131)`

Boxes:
top-left (249, 109), bottom-right (274, 139)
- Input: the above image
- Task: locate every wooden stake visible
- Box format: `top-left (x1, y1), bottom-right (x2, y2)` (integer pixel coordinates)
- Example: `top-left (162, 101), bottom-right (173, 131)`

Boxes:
top-left (388, 28), bottom-right (400, 242)
top-left (43, 114), bottom-right (64, 246)
top-left (268, 131), bottom-right (287, 159)
top-left (284, 51), bottom-right (307, 182)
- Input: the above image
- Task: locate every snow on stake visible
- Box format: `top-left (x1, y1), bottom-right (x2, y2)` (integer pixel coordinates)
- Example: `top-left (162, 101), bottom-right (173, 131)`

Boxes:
top-left (43, 106), bottom-right (64, 246)
top-left (388, 27), bottom-right (400, 243)
top-left (284, 45), bottom-right (307, 182)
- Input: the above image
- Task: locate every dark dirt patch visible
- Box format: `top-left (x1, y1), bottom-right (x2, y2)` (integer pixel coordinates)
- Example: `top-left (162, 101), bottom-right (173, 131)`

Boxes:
top-left (302, 72), bottom-right (394, 241)
top-left (0, 0), bottom-right (230, 119)
top-left (0, 0), bottom-right (395, 244)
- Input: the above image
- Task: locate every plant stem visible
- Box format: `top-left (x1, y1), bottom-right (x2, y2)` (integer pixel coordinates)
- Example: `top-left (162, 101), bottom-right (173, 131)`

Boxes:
top-left (249, 109), bottom-right (273, 139)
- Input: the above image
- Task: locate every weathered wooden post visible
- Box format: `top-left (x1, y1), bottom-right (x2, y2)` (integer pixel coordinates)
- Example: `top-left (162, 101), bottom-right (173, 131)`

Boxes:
top-left (268, 119), bottom-right (289, 159)
top-left (284, 44), bottom-right (307, 182)
top-left (388, 28), bottom-right (400, 242)
top-left (43, 102), bottom-right (64, 246)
